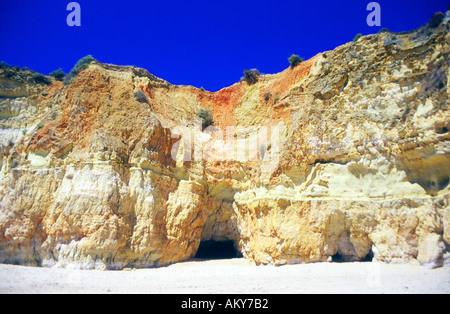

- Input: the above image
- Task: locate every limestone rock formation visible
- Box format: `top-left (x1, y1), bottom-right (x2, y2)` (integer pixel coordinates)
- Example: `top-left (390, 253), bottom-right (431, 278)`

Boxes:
top-left (0, 12), bottom-right (449, 269)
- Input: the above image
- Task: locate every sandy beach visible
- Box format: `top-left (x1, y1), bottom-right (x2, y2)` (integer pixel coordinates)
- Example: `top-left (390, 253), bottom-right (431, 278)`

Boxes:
top-left (0, 259), bottom-right (449, 294)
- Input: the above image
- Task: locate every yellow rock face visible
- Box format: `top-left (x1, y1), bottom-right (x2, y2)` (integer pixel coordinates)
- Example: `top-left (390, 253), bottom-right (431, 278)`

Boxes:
top-left (0, 14), bottom-right (449, 268)
top-left (235, 197), bottom-right (448, 266)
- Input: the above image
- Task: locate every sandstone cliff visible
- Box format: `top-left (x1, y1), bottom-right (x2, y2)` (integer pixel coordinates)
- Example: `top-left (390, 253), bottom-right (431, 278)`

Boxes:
top-left (0, 13), bottom-right (449, 269)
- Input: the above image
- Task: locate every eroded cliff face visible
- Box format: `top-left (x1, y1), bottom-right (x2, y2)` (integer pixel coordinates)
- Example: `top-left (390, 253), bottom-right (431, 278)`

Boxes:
top-left (0, 13), bottom-right (449, 269)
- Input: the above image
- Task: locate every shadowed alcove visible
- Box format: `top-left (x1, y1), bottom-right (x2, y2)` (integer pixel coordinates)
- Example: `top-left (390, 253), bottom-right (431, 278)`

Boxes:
top-left (331, 248), bottom-right (374, 263)
top-left (194, 240), bottom-right (242, 260)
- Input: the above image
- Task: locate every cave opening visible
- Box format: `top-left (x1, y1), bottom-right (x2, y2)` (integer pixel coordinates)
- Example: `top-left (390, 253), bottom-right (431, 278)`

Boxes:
top-left (360, 249), bottom-right (374, 262)
top-left (331, 249), bottom-right (374, 263)
top-left (331, 252), bottom-right (345, 263)
top-left (194, 240), bottom-right (242, 260)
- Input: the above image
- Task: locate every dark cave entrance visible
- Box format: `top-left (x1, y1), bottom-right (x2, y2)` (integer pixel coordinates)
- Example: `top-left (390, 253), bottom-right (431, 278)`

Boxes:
top-left (331, 249), bottom-right (374, 263)
top-left (195, 240), bottom-right (242, 260)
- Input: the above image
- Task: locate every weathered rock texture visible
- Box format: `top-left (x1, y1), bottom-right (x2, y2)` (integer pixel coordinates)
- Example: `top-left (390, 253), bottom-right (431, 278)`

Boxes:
top-left (0, 13), bottom-right (449, 269)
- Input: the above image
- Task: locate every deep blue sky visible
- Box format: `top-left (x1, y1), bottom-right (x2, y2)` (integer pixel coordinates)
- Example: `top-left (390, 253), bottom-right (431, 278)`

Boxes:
top-left (0, 0), bottom-right (448, 91)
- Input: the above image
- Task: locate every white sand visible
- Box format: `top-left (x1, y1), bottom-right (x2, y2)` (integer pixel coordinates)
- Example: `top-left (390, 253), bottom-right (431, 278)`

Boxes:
top-left (0, 259), bottom-right (449, 294)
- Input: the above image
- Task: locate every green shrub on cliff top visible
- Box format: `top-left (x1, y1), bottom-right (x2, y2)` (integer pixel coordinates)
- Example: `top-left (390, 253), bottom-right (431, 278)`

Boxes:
top-left (243, 69), bottom-right (260, 85)
top-left (69, 55), bottom-right (96, 76)
top-left (64, 55), bottom-right (97, 85)
top-left (353, 33), bottom-right (362, 42)
top-left (49, 68), bottom-right (66, 81)
top-left (288, 54), bottom-right (303, 68)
